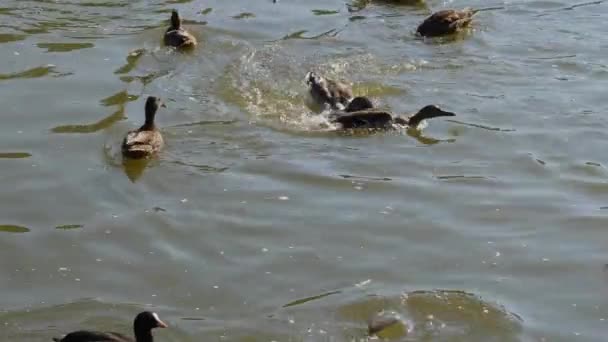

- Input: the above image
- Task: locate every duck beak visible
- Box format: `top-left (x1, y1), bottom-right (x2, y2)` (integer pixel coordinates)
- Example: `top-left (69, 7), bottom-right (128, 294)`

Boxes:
top-left (156, 319), bottom-right (168, 328)
top-left (441, 110), bottom-right (456, 117)
top-left (160, 103), bottom-right (167, 108)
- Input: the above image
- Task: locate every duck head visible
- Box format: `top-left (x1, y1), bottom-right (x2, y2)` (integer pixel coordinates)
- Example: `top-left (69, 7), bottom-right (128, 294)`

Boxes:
top-left (305, 71), bottom-right (321, 86)
top-left (417, 105), bottom-right (455, 118)
top-left (345, 96), bottom-right (374, 112)
top-left (400, 105), bottom-right (455, 128)
top-left (133, 311), bottom-right (167, 341)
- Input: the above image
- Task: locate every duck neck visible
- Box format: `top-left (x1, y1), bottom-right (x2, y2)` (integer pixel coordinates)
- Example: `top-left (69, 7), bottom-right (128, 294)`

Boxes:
top-left (141, 117), bottom-right (155, 131)
top-left (171, 13), bottom-right (181, 30)
top-left (141, 105), bottom-right (157, 131)
top-left (134, 329), bottom-right (154, 342)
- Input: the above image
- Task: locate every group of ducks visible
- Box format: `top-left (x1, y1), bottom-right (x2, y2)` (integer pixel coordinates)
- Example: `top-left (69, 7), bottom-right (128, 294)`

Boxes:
top-left (122, 6), bottom-right (486, 160)
top-left (58, 5), bottom-right (486, 342)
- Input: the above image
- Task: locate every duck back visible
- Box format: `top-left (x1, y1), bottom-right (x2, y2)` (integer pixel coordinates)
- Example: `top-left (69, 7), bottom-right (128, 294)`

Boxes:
top-left (53, 330), bottom-right (132, 342)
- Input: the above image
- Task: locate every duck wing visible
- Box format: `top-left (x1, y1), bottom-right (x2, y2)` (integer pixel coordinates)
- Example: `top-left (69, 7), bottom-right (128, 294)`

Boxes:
top-left (164, 29), bottom-right (196, 48)
top-left (332, 111), bottom-right (394, 129)
top-left (122, 130), bottom-right (151, 146)
top-left (326, 79), bottom-right (353, 109)
top-left (53, 330), bottom-right (132, 342)
top-left (122, 130), bottom-right (163, 159)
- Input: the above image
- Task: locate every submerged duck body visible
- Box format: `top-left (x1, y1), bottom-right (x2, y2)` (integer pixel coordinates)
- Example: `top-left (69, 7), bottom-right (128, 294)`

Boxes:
top-left (305, 72), bottom-right (353, 110)
top-left (417, 8), bottom-right (477, 37)
top-left (164, 10), bottom-right (197, 49)
top-left (52, 311), bottom-right (167, 342)
top-left (332, 97), bottom-right (455, 130)
top-left (122, 96), bottom-right (165, 159)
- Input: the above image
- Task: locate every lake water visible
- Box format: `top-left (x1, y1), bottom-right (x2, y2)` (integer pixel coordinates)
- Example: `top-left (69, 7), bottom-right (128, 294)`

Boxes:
top-left (1, 0), bottom-right (608, 341)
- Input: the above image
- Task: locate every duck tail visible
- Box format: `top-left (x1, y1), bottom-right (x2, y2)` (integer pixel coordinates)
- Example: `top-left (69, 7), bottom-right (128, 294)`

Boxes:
top-left (406, 105), bottom-right (455, 129)
top-left (471, 6), bottom-right (505, 15)
top-left (52, 338), bottom-right (61, 342)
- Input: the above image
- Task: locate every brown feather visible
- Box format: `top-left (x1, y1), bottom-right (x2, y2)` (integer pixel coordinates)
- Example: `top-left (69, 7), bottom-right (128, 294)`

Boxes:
top-left (417, 8), bottom-right (477, 37)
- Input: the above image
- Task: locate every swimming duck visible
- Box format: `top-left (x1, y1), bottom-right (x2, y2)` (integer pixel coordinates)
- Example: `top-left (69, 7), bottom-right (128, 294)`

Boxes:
top-left (52, 311), bottom-right (167, 342)
top-left (416, 7), bottom-right (503, 37)
top-left (305, 71), bottom-right (353, 110)
top-left (332, 97), bottom-right (455, 130)
top-left (122, 96), bottom-right (165, 159)
top-left (164, 10), bottom-right (197, 49)
top-left (416, 8), bottom-right (477, 37)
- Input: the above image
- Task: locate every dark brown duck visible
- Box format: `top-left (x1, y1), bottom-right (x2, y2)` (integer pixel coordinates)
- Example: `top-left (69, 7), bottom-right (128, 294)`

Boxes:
top-left (121, 96), bottom-right (165, 159)
top-left (417, 7), bottom-right (503, 37)
top-left (332, 96), bottom-right (455, 130)
top-left (164, 10), bottom-right (197, 49)
top-left (52, 311), bottom-right (167, 342)
top-left (305, 71), bottom-right (353, 110)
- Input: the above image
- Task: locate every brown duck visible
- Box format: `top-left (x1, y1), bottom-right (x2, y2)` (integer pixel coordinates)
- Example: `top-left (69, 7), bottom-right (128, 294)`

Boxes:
top-left (305, 71), bottom-right (353, 110)
top-left (122, 96), bottom-right (165, 159)
top-left (164, 10), bottom-right (197, 49)
top-left (52, 311), bottom-right (167, 342)
top-left (417, 7), bottom-right (503, 37)
top-left (332, 96), bottom-right (455, 130)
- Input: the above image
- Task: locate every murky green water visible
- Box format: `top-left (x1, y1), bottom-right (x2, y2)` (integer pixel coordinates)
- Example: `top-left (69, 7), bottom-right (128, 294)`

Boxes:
top-left (1, 0), bottom-right (607, 341)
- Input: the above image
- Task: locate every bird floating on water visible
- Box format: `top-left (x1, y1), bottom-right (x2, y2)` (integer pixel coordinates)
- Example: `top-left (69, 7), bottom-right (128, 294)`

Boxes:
top-left (417, 7), bottom-right (504, 37)
top-left (52, 311), bottom-right (167, 342)
top-left (164, 10), bottom-right (197, 49)
top-left (305, 71), bottom-right (354, 110)
top-left (332, 96), bottom-right (455, 130)
top-left (121, 96), bottom-right (165, 159)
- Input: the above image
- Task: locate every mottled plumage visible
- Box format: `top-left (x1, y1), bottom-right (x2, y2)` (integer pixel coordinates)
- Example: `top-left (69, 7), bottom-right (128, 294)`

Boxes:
top-left (305, 71), bottom-right (353, 110)
top-left (164, 10), bottom-right (197, 49)
top-left (122, 96), bottom-right (164, 159)
top-left (417, 8), bottom-right (477, 37)
top-left (52, 311), bottom-right (167, 342)
top-left (332, 102), bottom-right (455, 130)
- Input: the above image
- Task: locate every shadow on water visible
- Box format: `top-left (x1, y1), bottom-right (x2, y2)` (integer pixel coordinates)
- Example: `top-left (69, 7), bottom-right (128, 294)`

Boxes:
top-left (335, 127), bottom-right (455, 145)
top-left (100, 90), bottom-right (139, 107)
top-left (0, 33), bottom-right (26, 43)
top-left (55, 224), bottom-right (84, 230)
top-left (0, 65), bottom-right (63, 81)
top-left (36, 42), bottom-right (94, 53)
top-left (0, 224), bottom-right (30, 233)
top-left (232, 12), bottom-right (255, 20)
top-left (51, 91), bottom-right (139, 134)
top-left (348, 0), bottom-right (427, 13)
top-left (114, 49), bottom-right (146, 75)
top-left (122, 158), bottom-right (150, 182)
top-left (0, 152), bottom-right (32, 159)
top-left (51, 106), bottom-right (126, 134)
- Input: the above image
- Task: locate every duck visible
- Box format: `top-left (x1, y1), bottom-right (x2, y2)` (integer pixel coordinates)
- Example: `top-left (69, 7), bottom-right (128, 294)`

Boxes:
top-left (122, 96), bottom-right (165, 159)
top-left (305, 71), bottom-right (353, 110)
top-left (164, 10), bottom-right (197, 49)
top-left (52, 311), bottom-right (167, 342)
top-left (332, 96), bottom-right (455, 130)
top-left (416, 7), bottom-right (503, 37)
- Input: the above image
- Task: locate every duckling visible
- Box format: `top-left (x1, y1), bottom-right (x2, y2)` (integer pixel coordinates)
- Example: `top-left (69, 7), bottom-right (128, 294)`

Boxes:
top-left (305, 71), bottom-right (353, 110)
top-left (416, 7), bottom-right (503, 37)
top-left (164, 10), bottom-right (197, 49)
top-left (332, 97), bottom-right (455, 130)
top-left (122, 96), bottom-right (165, 159)
top-left (52, 311), bottom-right (167, 342)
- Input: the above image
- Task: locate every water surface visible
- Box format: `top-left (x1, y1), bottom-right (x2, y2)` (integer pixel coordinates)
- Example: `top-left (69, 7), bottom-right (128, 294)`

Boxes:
top-left (1, 0), bottom-right (608, 341)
